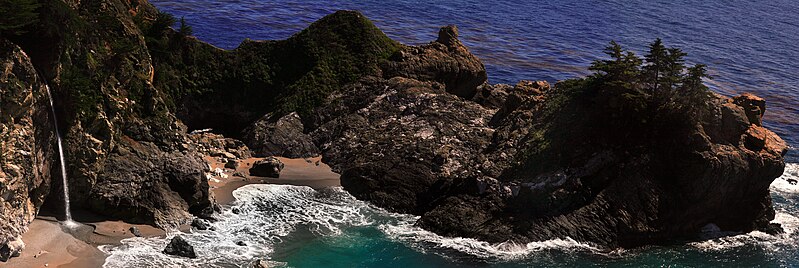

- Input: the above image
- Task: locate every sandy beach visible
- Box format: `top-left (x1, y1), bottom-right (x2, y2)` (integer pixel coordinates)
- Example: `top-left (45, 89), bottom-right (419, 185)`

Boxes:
top-left (3, 156), bottom-right (340, 267)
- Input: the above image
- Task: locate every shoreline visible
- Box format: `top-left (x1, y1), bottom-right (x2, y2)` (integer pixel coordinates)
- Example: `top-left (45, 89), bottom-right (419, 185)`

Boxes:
top-left (4, 156), bottom-right (340, 267)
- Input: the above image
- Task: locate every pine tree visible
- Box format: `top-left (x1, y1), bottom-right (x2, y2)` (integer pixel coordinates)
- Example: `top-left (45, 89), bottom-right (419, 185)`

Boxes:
top-left (663, 47), bottom-right (687, 91)
top-left (0, 0), bottom-right (40, 36)
top-left (179, 17), bottom-right (193, 36)
top-left (148, 11), bottom-right (176, 37)
top-left (643, 38), bottom-right (667, 94)
top-left (589, 41), bottom-right (641, 88)
top-left (677, 64), bottom-right (712, 117)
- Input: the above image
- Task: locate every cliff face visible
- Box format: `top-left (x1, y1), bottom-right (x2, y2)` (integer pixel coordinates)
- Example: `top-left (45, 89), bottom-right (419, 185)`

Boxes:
top-left (3, 0), bottom-right (213, 230)
top-left (0, 0), bottom-right (789, 259)
top-left (249, 25), bottom-right (787, 247)
top-left (0, 39), bottom-right (53, 261)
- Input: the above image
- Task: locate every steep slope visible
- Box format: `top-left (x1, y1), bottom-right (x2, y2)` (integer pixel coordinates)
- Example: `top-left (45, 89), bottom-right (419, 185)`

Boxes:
top-left (0, 39), bottom-right (54, 261)
top-left (5, 0), bottom-right (213, 229)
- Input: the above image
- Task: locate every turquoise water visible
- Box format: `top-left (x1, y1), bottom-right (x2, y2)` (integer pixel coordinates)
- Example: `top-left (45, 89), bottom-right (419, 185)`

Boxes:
top-left (99, 1), bottom-right (799, 267)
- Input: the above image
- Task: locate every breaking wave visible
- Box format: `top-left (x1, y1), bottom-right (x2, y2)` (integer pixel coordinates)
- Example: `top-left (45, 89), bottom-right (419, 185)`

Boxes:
top-left (687, 163), bottom-right (799, 252)
top-left (101, 184), bottom-right (601, 267)
top-left (103, 164), bottom-right (799, 267)
top-left (378, 214), bottom-right (597, 261)
top-left (771, 163), bottom-right (799, 194)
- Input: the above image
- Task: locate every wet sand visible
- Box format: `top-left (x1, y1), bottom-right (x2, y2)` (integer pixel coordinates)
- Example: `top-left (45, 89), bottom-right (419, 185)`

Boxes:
top-left (209, 156), bottom-right (341, 205)
top-left (4, 156), bottom-right (340, 267)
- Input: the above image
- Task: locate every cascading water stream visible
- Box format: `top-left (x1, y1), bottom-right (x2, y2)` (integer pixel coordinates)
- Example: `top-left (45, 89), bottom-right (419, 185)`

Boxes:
top-left (43, 84), bottom-right (74, 225)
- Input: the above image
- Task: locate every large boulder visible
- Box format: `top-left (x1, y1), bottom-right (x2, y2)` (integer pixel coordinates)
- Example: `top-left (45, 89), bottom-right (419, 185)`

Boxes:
top-left (733, 93), bottom-right (766, 126)
top-left (242, 112), bottom-right (319, 158)
top-left (163, 235), bottom-right (196, 258)
top-left (249, 157), bottom-right (284, 178)
top-left (0, 39), bottom-right (53, 261)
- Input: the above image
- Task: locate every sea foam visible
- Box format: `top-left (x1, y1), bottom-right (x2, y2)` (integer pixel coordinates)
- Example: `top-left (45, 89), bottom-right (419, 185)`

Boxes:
top-left (688, 163), bottom-right (799, 251)
top-left (102, 164), bottom-right (799, 266)
top-left (101, 184), bottom-right (600, 267)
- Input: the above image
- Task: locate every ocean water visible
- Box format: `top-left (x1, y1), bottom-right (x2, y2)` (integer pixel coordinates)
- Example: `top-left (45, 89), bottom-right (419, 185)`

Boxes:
top-left (100, 0), bottom-right (799, 267)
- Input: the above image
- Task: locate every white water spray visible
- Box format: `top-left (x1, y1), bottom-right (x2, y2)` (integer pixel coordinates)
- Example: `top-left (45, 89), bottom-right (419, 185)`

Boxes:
top-left (44, 84), bottom-right (74, 225)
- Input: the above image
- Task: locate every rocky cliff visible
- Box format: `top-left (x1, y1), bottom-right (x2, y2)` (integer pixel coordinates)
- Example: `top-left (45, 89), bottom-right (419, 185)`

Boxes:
top-left (0, 39), bottom-right (54, 261)
top-left (248, 25), bottom-right (787, 247)
top-left (0, 0), bottom-right (789, 261)
top-left (2, 0), bottom-right (214, 234)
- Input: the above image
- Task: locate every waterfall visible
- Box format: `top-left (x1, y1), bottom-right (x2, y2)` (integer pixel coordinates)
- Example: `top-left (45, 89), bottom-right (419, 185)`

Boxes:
top-left (44, 84), bottom-right (73, 224)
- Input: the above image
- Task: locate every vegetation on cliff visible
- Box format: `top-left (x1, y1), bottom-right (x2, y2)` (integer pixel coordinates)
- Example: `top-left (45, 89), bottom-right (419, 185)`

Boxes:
top-left (508, 39), bottom-right (712, 179)
top-left (0, 0), bottom-right (39, 36)
top-left (140, 10), bottom-right (401, 134)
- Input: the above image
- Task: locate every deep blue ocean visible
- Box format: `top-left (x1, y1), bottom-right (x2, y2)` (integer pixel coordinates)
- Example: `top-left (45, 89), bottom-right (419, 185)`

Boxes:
top-left (101, 1), bottom-right (799, 267)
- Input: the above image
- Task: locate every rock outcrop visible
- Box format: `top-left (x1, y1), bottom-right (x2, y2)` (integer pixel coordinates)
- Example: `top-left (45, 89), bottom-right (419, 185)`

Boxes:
top-left (382, 25), bottom-right (487, 99)
top-left (0, 0), bottom-right (789, 258)
top-left (0, 39), bottom-right (53, 261)
top-left (163, 235), bottom-right (196, 258)
top-left (2, 0), bottom-right (214, 235)
top-left (249, 157), bottom-right (284, 178)
top-left (279, 25), bottom-right (786, 248)
top-left (242, 112), bottom-right (319, 158)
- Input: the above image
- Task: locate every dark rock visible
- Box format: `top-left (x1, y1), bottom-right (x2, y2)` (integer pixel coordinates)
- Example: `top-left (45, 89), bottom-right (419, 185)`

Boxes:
top-left (129, 227), bottom-right (142, 237)
top-left (0, 238), bottom-right (24, 262)
top-left (249, 157), bottom-right (284, 178)
top-left (759, 223), bottom-right (784, 236)
top-left (436, 25), bottom-right (460, 46)
top-left (789, 179), bottom-right (798, 185)
top-left (472, 83), bottom-right (511, 109)
top-left (231, 207), bottom-right (241, 214)
top-left (252, 259), bottom-right (269, 268)
top-left (303, 65), bottom-right (787, 248)
top-left (744, 126), bottom-right (768, 151)
top-left (382, 26), bottom-right (487, 99)
top-left (87, 137), bottom-right (213, 227)
top-left (163, 235), bottom-right (197, 258)
top-left (191, 219), bottom-right (210, 231)
top-left (236, 241), bottom-right (247, 246)
top-left (310, 77), bottom-right (496, 213)
top-left (225, 160), bottom-right (239, 170)
top-left (242, 112), bottom-right (320, 158)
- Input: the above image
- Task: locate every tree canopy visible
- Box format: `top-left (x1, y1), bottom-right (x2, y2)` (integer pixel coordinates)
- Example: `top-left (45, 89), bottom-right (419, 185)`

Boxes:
top-left (584, 39), bottom-right (713, 128)
top-left (0, 0), bottom-right (40, 36)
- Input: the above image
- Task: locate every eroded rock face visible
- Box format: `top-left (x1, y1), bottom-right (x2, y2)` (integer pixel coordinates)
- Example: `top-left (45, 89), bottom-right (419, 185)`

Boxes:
top-left (293, 28), bottom-right (786, 247)
top-left (382, 25), bottom-right (487, 99)
top-left (309, 77), bottom-right (498, 213)
top-left (0, 39), bottom-right (53, 261)
top-left (4, 0), bottom-right (214, 230)
top-left (242, 112), bottom-right (319, 158)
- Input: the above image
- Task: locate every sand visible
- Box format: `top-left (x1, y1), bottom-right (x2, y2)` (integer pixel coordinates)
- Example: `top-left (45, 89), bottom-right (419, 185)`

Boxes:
top-left (209, 156), bottom-right (341, 205)
top-left (3, 156), bottom-right (340, 267)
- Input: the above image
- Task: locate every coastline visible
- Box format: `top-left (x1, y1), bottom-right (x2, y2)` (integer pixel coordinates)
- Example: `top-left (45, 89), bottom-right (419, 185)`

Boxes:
top-left (4, 156), bottom-right (340, 267)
